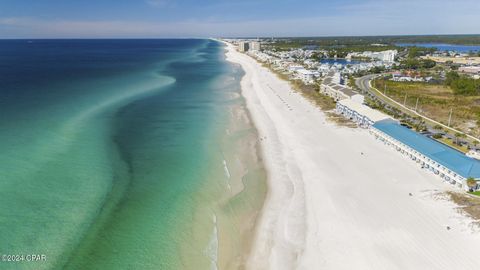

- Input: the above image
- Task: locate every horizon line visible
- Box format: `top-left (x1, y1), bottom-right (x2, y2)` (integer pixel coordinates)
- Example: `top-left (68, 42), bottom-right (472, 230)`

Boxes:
top-left (2, 33), bottom-right (480, 40)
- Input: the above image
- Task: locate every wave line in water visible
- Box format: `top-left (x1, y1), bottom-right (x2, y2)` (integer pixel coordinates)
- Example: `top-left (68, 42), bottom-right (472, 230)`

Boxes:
top-left (205, 213), bottom-right (219, 270)
top-left (2, 75), bottom-right (176, 185)
top-left (223, 160), bottom-right (231, 179)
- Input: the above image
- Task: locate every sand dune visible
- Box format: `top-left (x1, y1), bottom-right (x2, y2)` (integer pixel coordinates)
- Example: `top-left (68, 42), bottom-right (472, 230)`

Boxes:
top-left (225, 42), bottom-right (480, 270)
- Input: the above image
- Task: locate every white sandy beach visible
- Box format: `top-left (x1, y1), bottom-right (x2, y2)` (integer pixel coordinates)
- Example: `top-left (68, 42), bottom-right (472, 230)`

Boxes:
top-left (224, 43), bottom-right (480, 270)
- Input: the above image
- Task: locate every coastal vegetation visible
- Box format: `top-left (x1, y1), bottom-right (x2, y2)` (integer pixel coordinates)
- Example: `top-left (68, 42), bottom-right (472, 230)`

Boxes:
top-left (407, 46), bottom-right (436, 58)
top-left (267, 35), bottom-right (480, 47)
top-left (293, 81), bottom-right (336, 111)
top-left (436, 136), bottom-right (469, 153)
top-left (389, 35), bottom-right (480, 45)
top-left (260, 61), bottom-right (355, 127)
top-left (286, 79), bottom-right (357, 126)
top-left (373, 78), bottom-right (480, 138)
top-left (265, 35), bottom-right (480, 54)
top-left (369, 66), bottom-right (387, 74)
top-left (467, 177), bottom-right (478, 192)
top-left (396, 46), bottom-right (436, 69)
top-left (446, 191), bottom-right (480, 223)
top-left (444, 71), bottom-right (480, 96)
top-left (261, 62), bottom-right (336, 110)
top-left (399, 58), bottom-right (436, 69)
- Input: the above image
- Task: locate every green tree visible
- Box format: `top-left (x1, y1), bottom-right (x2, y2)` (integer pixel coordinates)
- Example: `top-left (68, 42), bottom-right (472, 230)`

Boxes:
top-left (444, 71), bottom-right (479, 95)
top-left (433, 124), bottom-right (443, 131)
top-left (400, 59), bottom-right (436, 70)
top-left (422, 59), bottom-right (436, 69)
top-left (466, 177), bottom-right (477, 191)
top-left (445, 71), bottom-right (460, 86)
top-left (408, 47), bottom-right (420, 58)
top-left (451, 78), bottom-right (479, 95)
top-left (454, 132), bottom-right (463, 145)
top-left (407, 46), bottom-right (436, 58)
top-left (370, 66), bottom-right (385, 74)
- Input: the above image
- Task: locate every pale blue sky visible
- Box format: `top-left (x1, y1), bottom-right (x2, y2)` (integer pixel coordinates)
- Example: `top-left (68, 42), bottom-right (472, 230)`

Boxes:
top-left (0, 0), bottom-right (479, 38)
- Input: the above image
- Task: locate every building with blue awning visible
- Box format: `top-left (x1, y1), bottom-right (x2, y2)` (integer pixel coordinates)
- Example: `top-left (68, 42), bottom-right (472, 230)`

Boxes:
top-left (371, 119), bottom-right (480, 190)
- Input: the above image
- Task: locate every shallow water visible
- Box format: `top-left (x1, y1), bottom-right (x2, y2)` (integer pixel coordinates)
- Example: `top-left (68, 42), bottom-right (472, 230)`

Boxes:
top-left (0, 39), bottom-right (266, 270)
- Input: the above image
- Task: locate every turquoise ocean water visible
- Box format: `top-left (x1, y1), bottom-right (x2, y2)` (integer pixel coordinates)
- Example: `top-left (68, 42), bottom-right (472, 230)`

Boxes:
top-left (0, 39), bottom-right (266, 269)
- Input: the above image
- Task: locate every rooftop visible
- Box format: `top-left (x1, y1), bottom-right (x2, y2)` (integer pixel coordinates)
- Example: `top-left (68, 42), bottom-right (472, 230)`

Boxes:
top-left (327, 83), bottom-right (359, 97)
top-left (297, 69), bottom-right (318, 75)
top-left (373, 119), bottom-right (480, 179)
top-left (338, 99), bottom-right (391, 123)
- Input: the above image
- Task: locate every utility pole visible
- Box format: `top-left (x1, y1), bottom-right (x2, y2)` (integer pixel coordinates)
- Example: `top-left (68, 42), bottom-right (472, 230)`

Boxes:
top-left (403, 93), bottom-right (407, 107)
top-left (415, 97), bottom-right (419, 112)
top-left (448, 108), bottom-right (453, 127)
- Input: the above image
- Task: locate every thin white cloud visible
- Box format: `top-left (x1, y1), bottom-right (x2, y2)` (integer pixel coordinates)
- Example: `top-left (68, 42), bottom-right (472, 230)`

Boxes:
top-left (1, 0), bottom-right (480, 38)
top-left (0, 17), bottom-right (31, 25)
top-left (1, 11), bottom-right (479, 38)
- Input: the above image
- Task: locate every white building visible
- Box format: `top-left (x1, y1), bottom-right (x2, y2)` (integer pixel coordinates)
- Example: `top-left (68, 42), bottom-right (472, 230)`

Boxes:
top-left (249, 41), bottom-right (261, 51)
top-left (238, 42), bottom-right (249, 52)
top-left (371, 119), bottom-right (480, 190)
top-left (347, 50), bottom-right (398, 63)
top-left (335, 104), bottom-right (480, 190)
top-left (336, 99), bottom-right (391, 128)
top-left (331, 72), bottom-right (341, 84)
top-left (378, 50), bottom-right (397, 62)
top-left (288, 65), bottom-right (304, 72)
top-left (320, 72), bottom-right (359, 101)
top-left (321, 84), bottom-right (358, 101)
top-left (296, 69), bottom-right (319, 84)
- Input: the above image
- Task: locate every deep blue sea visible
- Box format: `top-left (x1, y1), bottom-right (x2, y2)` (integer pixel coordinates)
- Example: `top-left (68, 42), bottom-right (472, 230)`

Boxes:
top-left (396, 43), bottom-right (480, 52)
top-left (0, 39), bottom-right (266, 270)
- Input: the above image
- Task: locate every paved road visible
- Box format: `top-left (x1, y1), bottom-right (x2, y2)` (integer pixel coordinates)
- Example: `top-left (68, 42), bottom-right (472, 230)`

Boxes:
top-left (356, 74), bottom-right (480, 144)
top-left (356, 74), bottom-right (377, 94)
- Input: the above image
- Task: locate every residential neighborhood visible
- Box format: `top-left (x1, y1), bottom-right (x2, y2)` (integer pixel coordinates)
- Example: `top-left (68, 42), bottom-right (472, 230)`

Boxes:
top-left (226, 37), bottom-right (480, 192)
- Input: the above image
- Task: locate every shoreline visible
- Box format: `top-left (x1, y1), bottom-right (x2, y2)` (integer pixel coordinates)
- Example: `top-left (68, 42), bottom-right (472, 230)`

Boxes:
top-left (207, 48), bottom-right (268, 270)
top-left (223, 42), bottom-right (480, 270)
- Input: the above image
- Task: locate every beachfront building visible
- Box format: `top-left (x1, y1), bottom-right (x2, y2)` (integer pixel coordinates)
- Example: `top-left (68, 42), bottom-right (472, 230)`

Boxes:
top-left (250, 41), bottom-right (261, 51)
top-left (320, 72), bottom-right (359, 101)
top-left (321, 83), bottom-right (357, 101)
top-left (238, 42), bottom-right (249, 52)
top-left (336, 99), bottom-right (391, 128)
top-left (331, 72), bottom-right (341, 84)
top-left (288, 64), bottom-right (304, 72)
top-left (296, 69), bottom-right (319, 84)
top-left (335, 90), bottom-right (480, 190)
top-left (371, 119), bottom-right (480, 190)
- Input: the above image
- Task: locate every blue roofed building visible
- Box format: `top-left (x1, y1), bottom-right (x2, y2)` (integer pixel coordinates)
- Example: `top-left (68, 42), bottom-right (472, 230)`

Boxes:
top-left (371, 119), bottom-right (480, 190)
